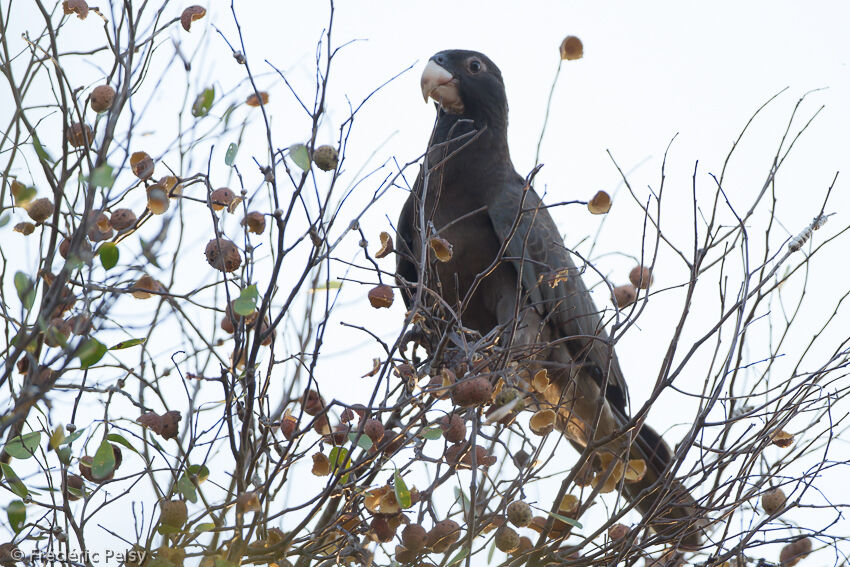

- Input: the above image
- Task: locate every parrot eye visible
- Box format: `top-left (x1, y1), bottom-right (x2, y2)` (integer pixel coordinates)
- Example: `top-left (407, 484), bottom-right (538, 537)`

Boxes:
top-left (467, 59), bottom-right (482, 74)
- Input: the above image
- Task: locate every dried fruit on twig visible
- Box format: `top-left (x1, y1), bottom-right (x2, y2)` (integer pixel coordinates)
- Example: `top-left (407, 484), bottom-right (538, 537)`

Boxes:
top-left (301, 390), bottom-right (324, 416)
top-left (629, 265), bottom-right (653, 290)
top-left (130, 151), bottom-right (154, 180)
top-left (63, 0), bottom-right (88, 19)
top-left (771, 429), bottom-right (794, 448)
top-left (68, 122), bottom-right (93, 148)
top-left (311, 452), bottom-right (330, 477)
top-left (236, 491), bottom-right (261, 514)
top-left (205, 238), bottom-right (242, 272)
top-left (109, 208), bottom-right (137, 231)
top-left (147, 184), bottom-right (170, 214)
top-left (559, 35), bottom-right (584, 60)
top-left (624, 459), bottom-right (647, 483)
top-left (246, 92), bottom-right (269, 107)
top-left (439, 414), bottom-right (466, 443)
top-left (242, 211), bottom-right (266, 234)
top-left (529, 409), bottom-right (556, 436)
top-left (429, 236), bottom-right (453, 262)
top-left (450, 376), bottom-right (493, 407)
top-left (159, 499), bottom-right (188, 528)
top-left (507, 501), bottom-right (532, 528)
top-left (495, 525), bottom-right (520, 553)
top-left (375, 231), bottom-right (394, 258)
top-left (402, 524), bottom-right (427, 553)
top-left (90, 85), bottom-right (115, 113)
top-left (370, 516), bottom-right (396, 543)
top-left (58, 237), bottom-right (91, 261)
top-left (137, 410), bottom-right (182, 440)
top-left (444, 443), bottom-right (496, 468)
top-left (210, 187), bottom-right (235, 211)
top-left (131, 275), bottom-right (163, 299)
top-left (363, 418), bottom-right (385, 445)
top-left (761, 487), bottom-right (786, 515)
top-left (613, 284), bottom-right (637, 308)
top-left (14, 222), bottom-right (35, 235)
top-left (312, 145), bottom-right (339, 171)
top-left (27, 198), bottom-right (54, 223)
top-left (779, 537), bottom-right (812, 567)
top-left (180, 5), bottom-right (206, 31)
top-left (427, 520), bottom-right (460, 553)
top-left (368, 284), bottom-right (394, 308)
top-left (587, 190), bottom-right (611, 214)
top-left (62, 473), bottom-right (86, 501)
top-left (608, 523), bottom-right (629, 541)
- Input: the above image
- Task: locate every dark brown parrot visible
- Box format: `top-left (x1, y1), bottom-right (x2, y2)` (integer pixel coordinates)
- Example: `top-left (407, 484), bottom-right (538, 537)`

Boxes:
top-left (396, 49), bottom-right (702, 548)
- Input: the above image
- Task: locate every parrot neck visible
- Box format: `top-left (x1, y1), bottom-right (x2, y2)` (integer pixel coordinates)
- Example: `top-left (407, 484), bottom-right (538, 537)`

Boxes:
top-left (426, 109), bottom-right (513, 182)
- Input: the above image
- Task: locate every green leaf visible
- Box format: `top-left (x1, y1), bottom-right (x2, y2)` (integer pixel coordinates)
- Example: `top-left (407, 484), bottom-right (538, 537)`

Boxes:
top-left (224, 142), bottom-right (238, 166)
top-left (57, 446), bottom-right (71, 465)
top-left (194, 522), bottom-right (216, 533)
top-left (6, 499), bottom-right (25, 533)
top-left (393, 468), bottom-right (411, 509)
top-left (58, 428), bottom-right (85, 447)
top-left (92, 439), bottom-right (116, 480)
top-left (0, 463), bottom-right (28, 497)
top-left (106, 433), bottom-right (139, 454)
top-left (547, 511), bottom-right (582, 529)
top-left (77, 338), bottom-right (107, 368)
top-left (89, 164), bottom-right (115, 188)
top-left (13, 185), bottom-right (37, 207)
top-left (32, 130), bottom-right (53, 163)
top-left (328, 447), bottom-right (352, 483)
top-left (13, 271), bottom-right (36, 311)
top-left (177, 473), bottom-right (197, 503)
top-left (232, 285), bottom-right (259, 316)
top-left (4, 432), bottom-right (41, 459)
top-left (288, 143), bottom-right (310, 171)
top-left (347, 432), bottom-right (373, 451)
top-left (0, 213), bottom-right (10, 228)
top-left (420, 427), bottom-right (442, 440)
top-left (214, 559), bottom-right (239, 567)
top-left (447, 546), bottom-right (470, 566)
top-left (109, 337), bottom-right (146, 350)
top-left (192, 86), bottom-right (215, 117)
top-left (487, 538), bottom-right (496, 563)
top-left (49, 426), bottom-right (65, 450)
top-left (309, 280), bottom-right (342, 293)
top-left (99, 242), bottom-right (119, 270)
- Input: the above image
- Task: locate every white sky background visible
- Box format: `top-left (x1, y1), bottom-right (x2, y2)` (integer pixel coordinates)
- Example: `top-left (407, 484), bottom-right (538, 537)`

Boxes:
top-left (3, 0), bottom-right (850, 564)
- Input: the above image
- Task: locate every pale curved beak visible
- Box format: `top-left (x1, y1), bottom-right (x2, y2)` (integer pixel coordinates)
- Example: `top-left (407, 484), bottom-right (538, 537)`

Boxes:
top-left (420, 60), bottom-right (465, 114)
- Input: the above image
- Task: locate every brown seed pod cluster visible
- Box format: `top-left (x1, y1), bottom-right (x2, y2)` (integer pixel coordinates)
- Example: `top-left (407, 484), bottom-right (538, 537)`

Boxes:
top-left (27, 198), bottom-right (54, 223)
top-left (444, 443), bottom-right (496, 468)
top-left (137, 410), bottom-right (182, 440)
top-left (426, 519), bottom-right (461, 553)
top-left (109, 208), bottom-right (137, 231)
top-left (205, 238), bottom-right (242, 273)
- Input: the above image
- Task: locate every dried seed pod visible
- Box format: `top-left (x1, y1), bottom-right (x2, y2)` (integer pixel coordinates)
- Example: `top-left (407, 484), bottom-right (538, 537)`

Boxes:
top-left (368, 284), bottom-right (394, 308)
top-left (68, 122), bottom-right (93, 148)
top-left (514, 536), bottom-right (533, 555)
top-left (146, 185), bottom-right (169, 214)
top-left (370, 516), bottom-right (396, 543)
top-left (58, 238), bottom-right (92, 260)
top-left (495, 525), bottom-right (520, 553)
top-left (629, 265), bottom-right (653, 290)
top-left (624, 458), bottom-right (647, 483)
top-left (236, 491), bottom-right (261, 514)
top-left (280, 413), bottom-right (297, 440)
top-left (375, 231), bottom-right (394, 258)
top-left (210, 187), bottom-right (235, 211)
top-left (444, 443), bottom-right (496, 468)
top-left (62, 0), bottom-right (89, 19)
top-left (429, 236), bottom-right (453, 262)
top-left (779, 537), bottom-right (812, 567)
top-left (529, 409), bottom-right (556, 436)
top-left (205, 238), bottom-right (242, 272)
top-left (246, 92), bottom-right (269, 107)
top-left (559, 35), bottom-right (584, 60)
top-left (439, 414), bottom-right (466, 443)
top-left (180, 5), bottom-right (206, 31)
top-left (90, 84), bottom-right (115, 113)
top-left (761, 487), bottom-right (786, 515)
top-left (312, 145), bottom-right (339, 172)
top-left (62, 473), bottom-right (86, 501)
top-left (587, 190), bottom-right (611, 214)
top-left (45, 317), bottom-right (73, 347)
top-left (506, 501), bottom-right (533, 528)
top-left (613, 284), bottom-right (637, 308)
top-left (242, 211), bottom-right (266, 234)
top-left (311, 452), bottom-right (330, 476)
top-left (109, 208), bottom-right (137, 231)
top-left (608, 523), bottom-right (629, 541)
top-left (14, 222), bottom-right (35, 235)
top-left (27, 198), bottom-right (54, 223)
top-left (450, 376), bottom-right (493, 407)
top-left (159, 499), bottom-right (188, 528)
top-left (301, 390), bottom-right (324, 416)
top-left (131, 275), bottom-right (162, 299)
top-left (426, 519), bottom-right (460, 553)
top-left (771, 429), bottom-right (794, 448)
top-left (137, 410), bottom-right (182, 440)
top-left (130, 151), bottom-right (154, 180)
top-left (363, 418), bottom-right (385, 444)
top-left (402, 524), bottom-right (427, 553)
